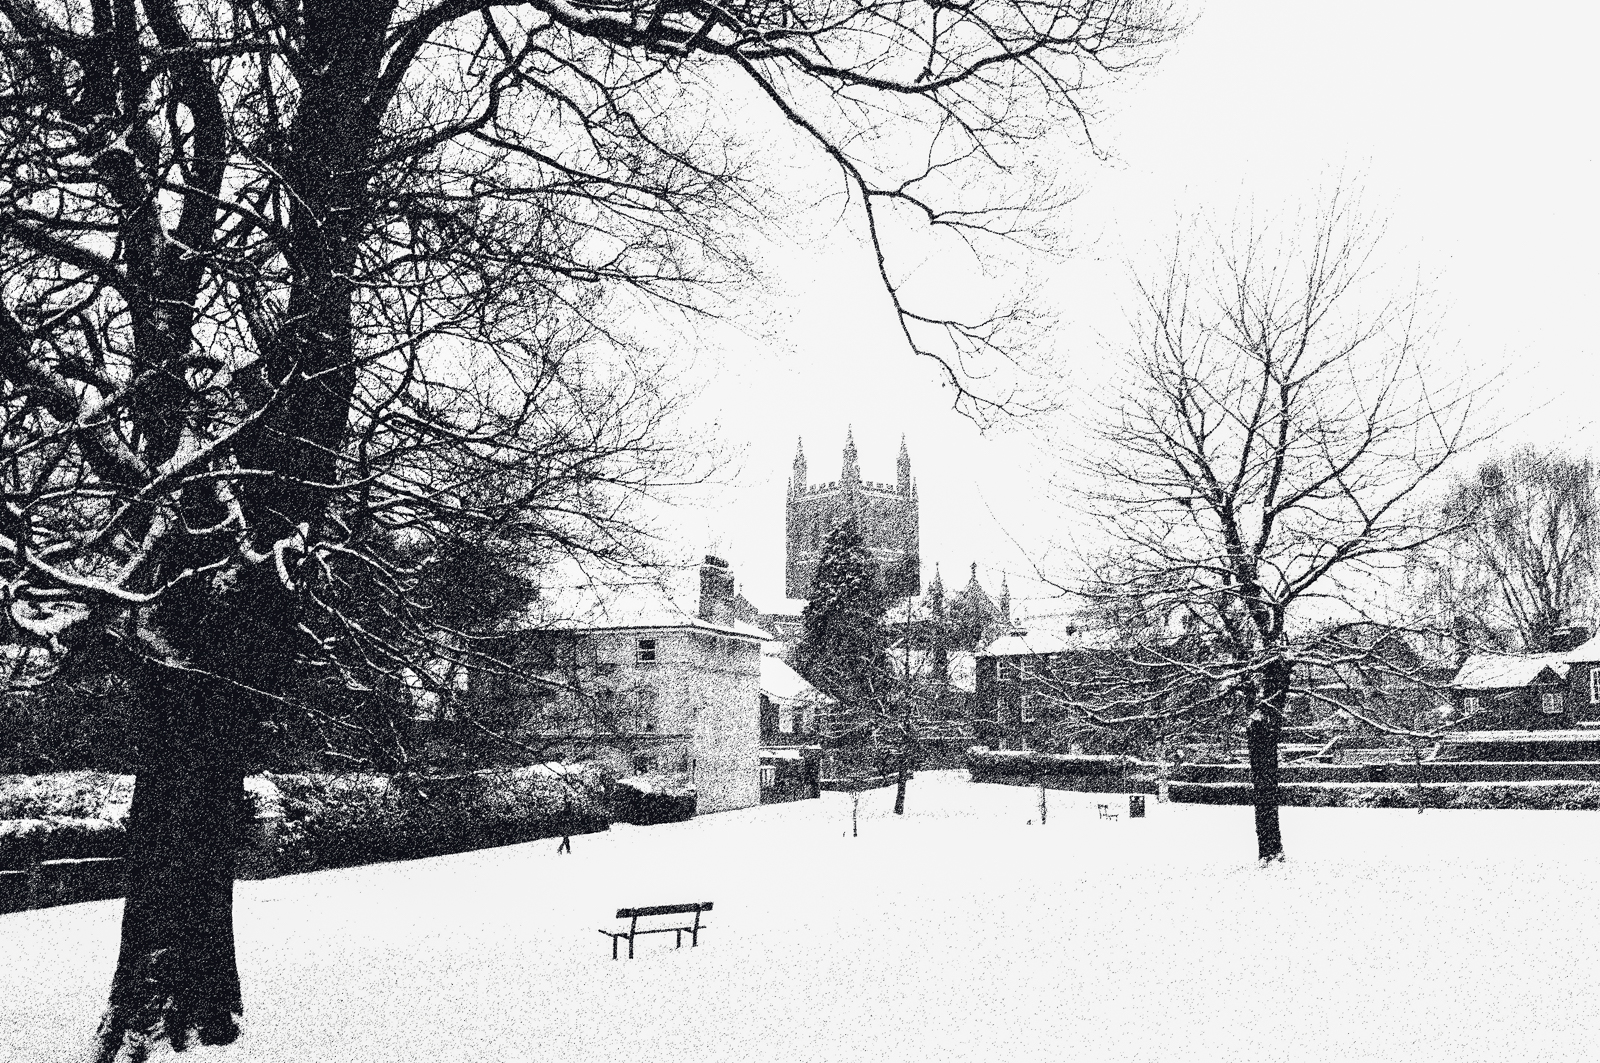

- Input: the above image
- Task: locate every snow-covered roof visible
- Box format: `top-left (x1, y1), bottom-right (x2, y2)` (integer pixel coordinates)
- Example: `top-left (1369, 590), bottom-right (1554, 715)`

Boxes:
top-left (982, 629), bottom-right (1076, 657)
top-left (761, 655), bottom-right (834, 706)
top-left (520, 565), bottom-right (770, 641)
top-left (1562, 636), bottom-right (1600, 663)
top-left (1452, 653), bottom-right (1570, 690)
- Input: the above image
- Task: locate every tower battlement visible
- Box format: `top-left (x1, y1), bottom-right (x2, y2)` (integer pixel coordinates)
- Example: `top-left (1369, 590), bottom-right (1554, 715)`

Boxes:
top-left (786, 432), bottom-right (920, 600)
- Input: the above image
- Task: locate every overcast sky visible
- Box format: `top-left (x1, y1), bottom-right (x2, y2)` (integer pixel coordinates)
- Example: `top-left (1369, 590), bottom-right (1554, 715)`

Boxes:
top-left (658, 0), bottom-right (1600, 620)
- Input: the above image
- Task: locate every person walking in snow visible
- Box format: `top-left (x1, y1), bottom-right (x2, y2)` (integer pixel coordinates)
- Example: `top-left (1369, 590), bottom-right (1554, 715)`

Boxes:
top-left (557, 793), bottom-right (573, 854)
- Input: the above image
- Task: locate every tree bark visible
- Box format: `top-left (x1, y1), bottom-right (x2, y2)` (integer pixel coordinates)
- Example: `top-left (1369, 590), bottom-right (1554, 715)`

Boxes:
top-left (1247, 662), bottom-right (1290, 863)
top-left (93, 679), bottom-right (246, 1061)
top-left (892, 754), bottom-right (908, 815)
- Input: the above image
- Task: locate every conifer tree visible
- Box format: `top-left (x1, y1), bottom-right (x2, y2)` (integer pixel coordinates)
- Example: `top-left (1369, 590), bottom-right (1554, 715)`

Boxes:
top-left (796, 522), bottom-right (890, 753)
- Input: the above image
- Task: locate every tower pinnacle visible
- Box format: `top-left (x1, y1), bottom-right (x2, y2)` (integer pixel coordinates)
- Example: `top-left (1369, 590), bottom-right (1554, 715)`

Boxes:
top-left (792, 437), bottom-right (807, 496)
top-left (842, 427), bottom-right (860, 484)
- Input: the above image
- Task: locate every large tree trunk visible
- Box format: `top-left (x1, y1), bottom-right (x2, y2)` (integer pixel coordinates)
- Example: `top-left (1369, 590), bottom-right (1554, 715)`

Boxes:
top-left (93, 679), bottom-right (246, 1061)
top-left (1246, 660), bottom-right (1291, 864)
top-left (1245, 709), bottom-right (1283, 862)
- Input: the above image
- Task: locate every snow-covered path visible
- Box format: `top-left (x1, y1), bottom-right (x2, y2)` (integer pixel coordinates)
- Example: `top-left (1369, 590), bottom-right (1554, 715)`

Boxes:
top-left (4, 772), bottom-right (1599, 1062)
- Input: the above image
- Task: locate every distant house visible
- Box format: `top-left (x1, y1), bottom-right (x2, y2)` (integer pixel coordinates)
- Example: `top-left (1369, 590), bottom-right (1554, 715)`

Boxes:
top-left (758, 652), bottom-right (827, 803)
top-left (974, 629), bottom-right (1078, 751)
top-left (471, 556), bottom-right (769, 814)
top-left (1451, 627), bottom-right (1600, 730)
top-left (1288, 624), bottom-right (1454, 732)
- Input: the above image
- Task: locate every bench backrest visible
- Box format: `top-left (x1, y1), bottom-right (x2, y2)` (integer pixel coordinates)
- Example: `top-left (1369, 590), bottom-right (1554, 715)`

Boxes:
top-left (616, 902), bottom-right (713, 918)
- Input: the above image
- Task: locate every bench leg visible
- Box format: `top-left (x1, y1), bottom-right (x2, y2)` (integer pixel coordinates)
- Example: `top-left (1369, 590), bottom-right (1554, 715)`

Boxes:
top-left (628, 933), bottom-right (635, 960)
top-left (675, 929), bottom-right (683, 949)
top-left (612, 936), bottom-right (619, 960)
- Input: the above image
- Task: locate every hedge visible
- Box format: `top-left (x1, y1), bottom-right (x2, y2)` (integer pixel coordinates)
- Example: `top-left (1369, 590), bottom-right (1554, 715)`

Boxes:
top-left (1172, 761), bottom-right (1600, 785)
top-left (966, 748), bottom-right (1160, 793)
top-left (0, 770), bottom-right (133, 821)
top-left (0, 764), bottom-right (617, 877)
top-left (0, 816), bottom-right (125, 866)
top-left (0, 772), bottom-right (133, 866)
top-left (609, 774), bottom-right (696, 825)
top-left (267, 764), bottom-right (613, 872)
top-left (1168, 781), bottom-right (1600, 811)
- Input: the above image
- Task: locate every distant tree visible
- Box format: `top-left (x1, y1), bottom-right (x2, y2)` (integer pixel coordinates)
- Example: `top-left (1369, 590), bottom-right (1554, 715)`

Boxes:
top-left (1411, 447), bottom-right (1599, 653)
top-left (1068, 190), bottom-right (1477, 863)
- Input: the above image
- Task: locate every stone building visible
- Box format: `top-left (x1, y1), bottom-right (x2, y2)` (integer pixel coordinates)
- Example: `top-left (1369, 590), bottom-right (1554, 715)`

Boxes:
top-left (758, 651), bottom-right (828, 803)
top-left (472, 557), bottom-right (768, 814)
top-left (786, 430), bottom-right (919, 599)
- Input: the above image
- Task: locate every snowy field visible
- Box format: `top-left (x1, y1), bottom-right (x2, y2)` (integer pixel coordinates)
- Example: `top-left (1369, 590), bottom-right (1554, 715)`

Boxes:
top-left (4, 771), bottom-right (1600, 1062)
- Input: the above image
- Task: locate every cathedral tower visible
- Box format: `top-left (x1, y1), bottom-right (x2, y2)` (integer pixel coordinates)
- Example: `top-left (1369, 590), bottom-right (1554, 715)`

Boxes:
top-left (785, 431), bottom-right (921, 600)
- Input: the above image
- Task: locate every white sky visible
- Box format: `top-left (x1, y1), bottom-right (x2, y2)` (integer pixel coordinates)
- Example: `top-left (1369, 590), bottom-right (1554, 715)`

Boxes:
top-left (658, 0), bottom-right (1600, 619)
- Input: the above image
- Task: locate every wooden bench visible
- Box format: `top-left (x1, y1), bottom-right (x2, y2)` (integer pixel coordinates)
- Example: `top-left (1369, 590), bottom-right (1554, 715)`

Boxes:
top-left (1096, 803), bottom-right (1119, 821)
top-left (600, 902), bottom-right (713, 960)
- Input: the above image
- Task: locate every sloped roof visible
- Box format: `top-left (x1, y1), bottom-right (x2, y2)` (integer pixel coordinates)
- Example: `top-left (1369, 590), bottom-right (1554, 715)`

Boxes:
top-left (982, 629), bottom-right (1075, 657)
top-left (520, 565), bottom-right (770, 641)
top-left (761, 655), bottom-right (834, 705)
top-left (1452, 653), bottom-right (1570, 690)
top-left (1562, 636), bottom-right (1600, 663)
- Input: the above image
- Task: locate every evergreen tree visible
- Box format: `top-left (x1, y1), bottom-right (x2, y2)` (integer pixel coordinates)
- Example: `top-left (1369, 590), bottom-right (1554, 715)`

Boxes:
top-left (796, 522), bottom-right (890, 749)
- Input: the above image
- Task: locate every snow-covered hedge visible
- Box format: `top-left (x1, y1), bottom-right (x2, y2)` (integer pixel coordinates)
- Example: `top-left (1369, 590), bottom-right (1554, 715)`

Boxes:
top-left (1169, 781), bottom-right (1600, 810)
top-left (0, 772), bottom-right (133, 866)
top-left (267, 764), bottom-right (613, 872)
top-left (966, 748), bottom-right (1160, 792)
top-left (0, 770), bottom-right (133, 821)
top-left (1174, 761), bottom-right (1600, 785)
top-left (0, 815), bottom-right (124, 865)
top-left (609, 773), bottom-right (695, 825)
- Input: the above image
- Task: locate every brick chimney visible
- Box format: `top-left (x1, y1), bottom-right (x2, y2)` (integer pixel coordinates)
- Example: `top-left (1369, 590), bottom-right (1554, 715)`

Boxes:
top-left (699, 555), bottom-right (735, 624)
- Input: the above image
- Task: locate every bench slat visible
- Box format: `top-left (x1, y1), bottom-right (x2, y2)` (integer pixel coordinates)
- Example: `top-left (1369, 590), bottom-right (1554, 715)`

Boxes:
top-left (616, 902), bottom-right (713, 918)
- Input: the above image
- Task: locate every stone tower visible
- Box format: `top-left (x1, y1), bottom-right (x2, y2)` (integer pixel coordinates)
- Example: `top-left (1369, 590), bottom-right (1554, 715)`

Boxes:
top-left (786, 431), bottom-right (921, 600)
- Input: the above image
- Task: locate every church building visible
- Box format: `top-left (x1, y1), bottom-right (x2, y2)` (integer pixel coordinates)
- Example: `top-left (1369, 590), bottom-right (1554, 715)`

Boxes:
top-left (786, 431), bottom-right (920, 600)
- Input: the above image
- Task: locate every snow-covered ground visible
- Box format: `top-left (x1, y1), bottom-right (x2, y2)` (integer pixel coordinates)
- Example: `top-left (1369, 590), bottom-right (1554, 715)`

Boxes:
top-left (5, 771), bottom-right (1600, 1062)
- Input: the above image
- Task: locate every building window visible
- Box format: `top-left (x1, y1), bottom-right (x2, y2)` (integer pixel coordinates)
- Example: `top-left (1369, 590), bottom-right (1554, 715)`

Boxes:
top-left (1541, 691), bottom-right (1564, 715)
top-left (1020, 659), bottom-right (1035, 681)
top-left (635, 638), bottom-right (657, 665)
top-left (1591, 669), bottom-right (1600, 705)
top-left (1462, 695), bottom-right (1480, 715)
top-left (760, 765), bottom-right (777, 789)
top-left (1020, 690), bottom-right (1037, 723)
top-left (778, 705), bottom-right (795, 734)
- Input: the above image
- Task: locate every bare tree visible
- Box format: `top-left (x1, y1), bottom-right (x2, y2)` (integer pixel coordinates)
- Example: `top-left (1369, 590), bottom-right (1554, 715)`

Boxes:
top-left (1069, 190), bottom-right (1477, 863)
top-left (1410, 447), bottom-right (1599, 652)
top-left (0, 1), bottom-right (1178, 1052)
